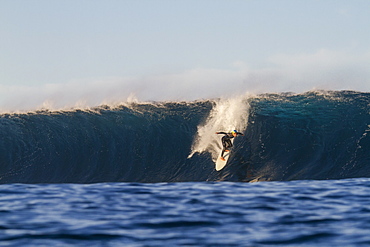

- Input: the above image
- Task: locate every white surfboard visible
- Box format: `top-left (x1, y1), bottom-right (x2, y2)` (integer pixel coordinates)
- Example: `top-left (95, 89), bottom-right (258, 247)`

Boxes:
top-left (215, 139), bottom-right (234, 171)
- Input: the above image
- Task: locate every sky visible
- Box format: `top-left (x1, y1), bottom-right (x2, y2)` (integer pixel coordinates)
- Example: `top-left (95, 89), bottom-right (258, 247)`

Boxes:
top-left (1, 0), bottom-right (370, 111)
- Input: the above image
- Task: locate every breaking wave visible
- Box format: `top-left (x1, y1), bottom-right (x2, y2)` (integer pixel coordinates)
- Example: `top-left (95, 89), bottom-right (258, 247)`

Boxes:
top-left (0, 90), bottom-right (369, 183)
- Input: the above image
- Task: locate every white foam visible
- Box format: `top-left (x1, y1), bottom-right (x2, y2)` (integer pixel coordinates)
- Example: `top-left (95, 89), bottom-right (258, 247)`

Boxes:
top-left (188, 95), bottom-right (250, 161)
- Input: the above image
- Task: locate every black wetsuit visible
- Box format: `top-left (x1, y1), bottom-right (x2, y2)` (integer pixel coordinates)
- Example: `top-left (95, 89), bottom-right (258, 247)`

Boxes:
top-left (216, 131), bottom-right (244, 158)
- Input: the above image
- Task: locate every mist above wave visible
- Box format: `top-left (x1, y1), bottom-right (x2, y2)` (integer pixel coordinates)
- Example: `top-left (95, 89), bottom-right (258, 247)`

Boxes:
top-left (1, 49), bottom-right (369, 112)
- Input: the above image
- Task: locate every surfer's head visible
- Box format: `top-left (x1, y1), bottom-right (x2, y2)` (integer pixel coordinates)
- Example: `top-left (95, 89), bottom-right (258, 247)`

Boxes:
top-left (231, 130), bottom-right (237, 136)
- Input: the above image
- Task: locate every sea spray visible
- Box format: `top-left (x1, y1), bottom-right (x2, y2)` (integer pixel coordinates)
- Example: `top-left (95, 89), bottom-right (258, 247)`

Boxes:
top-left (188, 95), bottom-right (250, 161)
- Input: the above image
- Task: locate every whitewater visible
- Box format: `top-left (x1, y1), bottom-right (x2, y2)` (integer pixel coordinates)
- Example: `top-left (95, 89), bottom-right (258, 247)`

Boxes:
top-left (1, 90), bottom-right (370, 246)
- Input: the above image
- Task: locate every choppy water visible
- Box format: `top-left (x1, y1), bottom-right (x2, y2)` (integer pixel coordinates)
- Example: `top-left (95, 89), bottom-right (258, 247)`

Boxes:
top-left (1, 178), bottom-right (370, 246)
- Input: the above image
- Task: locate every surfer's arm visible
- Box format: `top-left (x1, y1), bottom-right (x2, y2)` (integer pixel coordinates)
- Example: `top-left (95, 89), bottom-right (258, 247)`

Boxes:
top-left (236, 132), bottom-right (244, 136)
top-left (216, 132), bottom-right (227, 135)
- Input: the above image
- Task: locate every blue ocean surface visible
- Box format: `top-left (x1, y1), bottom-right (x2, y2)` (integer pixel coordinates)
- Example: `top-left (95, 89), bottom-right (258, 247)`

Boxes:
top-left (1, 91), bottom-right (370, 246)
top-left (1, 179), bottom-right (370, 246)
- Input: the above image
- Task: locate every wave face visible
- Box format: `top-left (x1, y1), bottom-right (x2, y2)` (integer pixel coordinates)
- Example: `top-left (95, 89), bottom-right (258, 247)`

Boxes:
top-left (0, 91), bottom-right (369, 183)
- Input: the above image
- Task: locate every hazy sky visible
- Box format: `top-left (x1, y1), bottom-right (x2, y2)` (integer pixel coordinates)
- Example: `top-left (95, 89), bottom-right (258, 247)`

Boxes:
top-left (1, 0), bottom-right (370, 110)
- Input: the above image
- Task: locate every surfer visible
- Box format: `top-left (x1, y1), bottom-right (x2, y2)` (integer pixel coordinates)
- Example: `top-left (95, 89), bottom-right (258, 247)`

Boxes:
top-left (216, 130), bottom-right (244, 161)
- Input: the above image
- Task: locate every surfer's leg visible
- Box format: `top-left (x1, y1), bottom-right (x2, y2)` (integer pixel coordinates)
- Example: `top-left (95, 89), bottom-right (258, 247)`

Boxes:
top-left (221, 137), bottom-right (228, 156)
top-left (221, 136), bottom-right (231, 159)
top-left (226, 139), bottom-right (232, 150)
top-left (220, 148), bottom-right (226, 161)
top-left (221, 146), bottom-right (229, 157)
top-left (221, 136), bottom-right (227, 146)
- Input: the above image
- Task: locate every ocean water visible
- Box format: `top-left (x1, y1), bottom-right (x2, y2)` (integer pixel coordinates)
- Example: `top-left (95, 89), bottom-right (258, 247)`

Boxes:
top-left (1, 90), bottom-right (370, 246)
top-left (1, 91), bottom-right (369, 184)
top-left (1, 179), bottom-right (370, 246)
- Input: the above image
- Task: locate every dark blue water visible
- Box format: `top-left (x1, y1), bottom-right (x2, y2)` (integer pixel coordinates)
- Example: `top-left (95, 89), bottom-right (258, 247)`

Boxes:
top-left (1, 90), bottom-right (370, 246)
top-left (1, 178), bottom-right (370, 246)
top-left (0, 91), bottom-right (369, 183)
